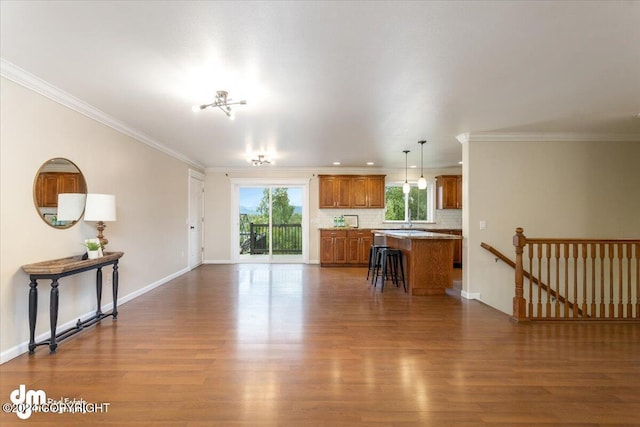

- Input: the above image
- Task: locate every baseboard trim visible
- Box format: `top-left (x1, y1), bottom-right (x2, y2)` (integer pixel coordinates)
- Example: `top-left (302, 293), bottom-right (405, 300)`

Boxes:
top-left (0, 267), bottom-right (189, 365)
top-left (461, 290), bottom-right (481, 300)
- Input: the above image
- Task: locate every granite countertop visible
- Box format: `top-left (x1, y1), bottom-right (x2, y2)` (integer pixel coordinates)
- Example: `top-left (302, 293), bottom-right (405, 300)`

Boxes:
top-left (372, 229), bottom-right (462, 240)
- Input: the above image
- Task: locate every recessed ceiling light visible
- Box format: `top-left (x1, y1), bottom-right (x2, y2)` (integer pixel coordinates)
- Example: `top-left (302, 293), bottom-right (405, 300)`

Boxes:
top-left (410, 165), bottom-right (417, 169)
top-left (333, 162), bottom-right (341, 166)
top-left (366, 162), bottom-right (374, 166)
top-left (458, 161), bottom-right (463, 165)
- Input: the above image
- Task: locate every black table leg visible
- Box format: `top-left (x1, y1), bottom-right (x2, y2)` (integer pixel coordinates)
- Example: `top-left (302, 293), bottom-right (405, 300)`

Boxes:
top-left (112, 262), bottom-right (119, 319)
top-left (28, 279), bottom-right (38, 354)
top-left (49, 279), bottom-right (59, 354)
top-left (96, 267), bottom-right (103, 317)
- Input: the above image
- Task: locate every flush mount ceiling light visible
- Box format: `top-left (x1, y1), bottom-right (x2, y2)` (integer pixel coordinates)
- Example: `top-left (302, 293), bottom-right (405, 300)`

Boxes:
top-left (402, 150), bottom-right (411, 194)
top-left (192, 90), bottom-right (246, 120)
top-left (417, 140), bottom-right (427, 189)
top-left (251, 155), bottom-right (271, 166)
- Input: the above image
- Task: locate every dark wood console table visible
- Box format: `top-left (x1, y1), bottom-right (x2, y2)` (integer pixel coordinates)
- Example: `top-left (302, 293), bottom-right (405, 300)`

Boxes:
top-left (21, 251), bottom-right (124, 354)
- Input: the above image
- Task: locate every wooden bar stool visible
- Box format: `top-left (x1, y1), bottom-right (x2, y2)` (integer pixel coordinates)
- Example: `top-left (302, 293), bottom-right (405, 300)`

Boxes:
top-left (373, 248), bottom-right (406, 293)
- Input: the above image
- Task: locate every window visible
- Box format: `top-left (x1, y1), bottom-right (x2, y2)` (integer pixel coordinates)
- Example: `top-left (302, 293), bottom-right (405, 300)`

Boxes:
top-left (384, 183), bottom-right (434, 223)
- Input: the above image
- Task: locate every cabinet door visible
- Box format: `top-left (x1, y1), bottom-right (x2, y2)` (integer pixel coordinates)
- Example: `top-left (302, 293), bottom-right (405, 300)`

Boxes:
top-left (359, 235), bottom-right (373, 264)
top-left (456, 175), bottom-right (462, 209)
top-left (347, 236), bottom-right (361, 264)
top-left (350, 177), bottom-right (368, 208)
top-left (320, 236), bottom-right (335, 264)
top-left (319, 176), bottom-right (337, 208)
top-left (41, 173), bottom-right (60, 207)
top-left (335, 177), bottom-right (352, 208)
top-left (367, 176), bottom-right (385, 208)
top-left (334, 235), bottom-right (348, 263)
top-left (436, 175), bottom-right (459, 209)
top-left (59, 173), bottom-right (81, 193)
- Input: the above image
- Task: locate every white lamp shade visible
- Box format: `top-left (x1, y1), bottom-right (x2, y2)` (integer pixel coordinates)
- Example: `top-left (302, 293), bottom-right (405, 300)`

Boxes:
top-left (56, 193), bottom-right (86, 221)
top-left (402, 182), bottom-right (411, 194)
top-left (417, 177), bottom-right (427, 190)
top-left (84, 194), bottom-right (117, 222)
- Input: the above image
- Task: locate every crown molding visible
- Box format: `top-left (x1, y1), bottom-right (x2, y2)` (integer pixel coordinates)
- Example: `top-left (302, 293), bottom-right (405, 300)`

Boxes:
top-left (459, 131), bottom-right (640, 143)
top-left (1, 58), bottom-right (204, 170)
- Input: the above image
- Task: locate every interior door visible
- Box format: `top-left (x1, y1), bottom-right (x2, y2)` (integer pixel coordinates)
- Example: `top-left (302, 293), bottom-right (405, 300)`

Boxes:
top-left (188, 171), bottom-right (204, 269)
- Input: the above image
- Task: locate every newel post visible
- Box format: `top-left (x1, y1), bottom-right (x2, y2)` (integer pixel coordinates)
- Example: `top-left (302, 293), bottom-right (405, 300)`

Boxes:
top-left (512, 227), bottom-right (527, 321)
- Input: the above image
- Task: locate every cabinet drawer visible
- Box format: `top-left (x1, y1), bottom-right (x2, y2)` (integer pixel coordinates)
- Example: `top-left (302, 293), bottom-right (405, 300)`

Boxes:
top-left (346, 229), bottom-right (371, 238)
top-left (320, 230), bottom-right (347, 238)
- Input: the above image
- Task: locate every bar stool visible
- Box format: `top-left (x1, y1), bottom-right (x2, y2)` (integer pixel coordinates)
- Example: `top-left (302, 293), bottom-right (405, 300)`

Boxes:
top-left (367, 245), bottom-right (389, 282)
top-left (373, 248), bottom-right (406, 293)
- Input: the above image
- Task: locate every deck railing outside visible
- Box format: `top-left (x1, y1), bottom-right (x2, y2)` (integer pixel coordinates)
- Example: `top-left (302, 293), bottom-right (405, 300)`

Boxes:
top-left (240, 223), bottom-right (303, 255)
top-left (513, 227), bottom-right (639, 321)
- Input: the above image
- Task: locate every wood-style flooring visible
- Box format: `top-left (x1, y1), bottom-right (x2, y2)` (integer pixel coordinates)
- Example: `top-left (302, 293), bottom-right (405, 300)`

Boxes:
top-left (1, 264), bottom-right (639, 426)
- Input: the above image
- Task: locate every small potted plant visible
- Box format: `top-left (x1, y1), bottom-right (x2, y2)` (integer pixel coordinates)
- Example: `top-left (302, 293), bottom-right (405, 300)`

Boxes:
top-left (82, 240), bottom-right (102, 260)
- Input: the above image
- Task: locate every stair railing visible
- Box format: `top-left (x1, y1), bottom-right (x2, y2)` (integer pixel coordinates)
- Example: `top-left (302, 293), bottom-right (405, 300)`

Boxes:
top-left (511, 228), bottom-right (639, 321)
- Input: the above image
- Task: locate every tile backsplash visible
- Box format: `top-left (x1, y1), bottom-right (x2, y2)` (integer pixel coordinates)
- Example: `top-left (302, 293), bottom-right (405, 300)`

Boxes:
top-left (315, 209), bottom-right (462, 230)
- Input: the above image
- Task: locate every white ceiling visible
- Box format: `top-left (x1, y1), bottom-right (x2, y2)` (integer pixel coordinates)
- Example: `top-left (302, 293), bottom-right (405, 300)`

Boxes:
top-left (2, 1), bottom-right (639, 170)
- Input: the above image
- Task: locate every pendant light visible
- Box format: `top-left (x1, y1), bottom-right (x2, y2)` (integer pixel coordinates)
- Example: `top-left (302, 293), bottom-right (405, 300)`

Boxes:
top-left (417, 140), bottom-right (427, 189)
top-left (402, 150), bottom-right (411, 194)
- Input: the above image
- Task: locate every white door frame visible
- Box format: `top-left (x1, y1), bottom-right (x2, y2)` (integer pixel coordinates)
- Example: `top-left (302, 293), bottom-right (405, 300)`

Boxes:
top-left (230, 178), bottom-right (310, 263)
top-left (188, 169), bottom-right (205, 269)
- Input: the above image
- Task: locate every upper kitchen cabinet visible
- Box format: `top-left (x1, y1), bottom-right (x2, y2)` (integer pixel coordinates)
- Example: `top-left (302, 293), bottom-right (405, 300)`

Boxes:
top-left (436, 175), bottom-right (462, 209)
top-left (319, 175), bottom-right (385, 209)
top-left (319, 175), bottom-right (352, 208)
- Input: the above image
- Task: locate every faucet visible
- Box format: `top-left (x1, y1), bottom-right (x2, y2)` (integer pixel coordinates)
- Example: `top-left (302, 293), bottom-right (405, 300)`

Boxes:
top-left (405, 209), bottom-right (412, 229)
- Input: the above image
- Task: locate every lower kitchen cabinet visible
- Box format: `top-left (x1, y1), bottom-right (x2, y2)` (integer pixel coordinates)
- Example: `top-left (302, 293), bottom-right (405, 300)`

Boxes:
top-left (320, 229), bottom-right (372, 266)
top-left (320, 229), bottom-right (347, 265)
top-left (346, 229), bottom-right (373, 265)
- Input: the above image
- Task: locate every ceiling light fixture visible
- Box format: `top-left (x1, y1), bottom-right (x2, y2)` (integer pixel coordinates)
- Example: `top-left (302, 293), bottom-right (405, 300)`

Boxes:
top-left (417, 140), bottom-right (427, 190)
top-left (192, 90), bottom-right (246, 120)
top-left (402, 150), bottom-right (411, 194)
top-left (251, 155), bottom-right (271, 166)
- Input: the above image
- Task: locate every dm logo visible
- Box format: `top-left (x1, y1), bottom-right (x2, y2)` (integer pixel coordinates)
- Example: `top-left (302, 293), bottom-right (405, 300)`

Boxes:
top-left (10, 384), bottom-right (46, 420)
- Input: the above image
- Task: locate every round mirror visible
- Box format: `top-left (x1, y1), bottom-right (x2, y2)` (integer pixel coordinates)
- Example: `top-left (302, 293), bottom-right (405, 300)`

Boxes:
top-left (33, 158), bottom-right (88, 229)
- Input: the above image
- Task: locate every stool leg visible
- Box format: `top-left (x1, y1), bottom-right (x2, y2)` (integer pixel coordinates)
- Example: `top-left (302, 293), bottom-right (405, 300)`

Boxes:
top-left (398, 254), bottom-right (406, 292)
top-left (366, 246), bottom-right (374, 280)
top-left (380, 253), bottom-right (387, 292)
top-left (372, 249), bottom-right (383, 286)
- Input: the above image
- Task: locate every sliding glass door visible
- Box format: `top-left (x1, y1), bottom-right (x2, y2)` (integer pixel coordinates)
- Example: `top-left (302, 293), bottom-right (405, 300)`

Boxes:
top-left (235, 182), bottom-right (307, 263)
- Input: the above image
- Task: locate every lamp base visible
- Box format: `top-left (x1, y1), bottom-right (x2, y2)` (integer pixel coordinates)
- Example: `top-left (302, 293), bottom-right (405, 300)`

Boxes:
top-left (96, 221), bottom-right (109, 248)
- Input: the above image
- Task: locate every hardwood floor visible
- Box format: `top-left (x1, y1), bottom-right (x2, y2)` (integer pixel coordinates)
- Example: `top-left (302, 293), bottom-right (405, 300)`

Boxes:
top-left (1, 264), bottom-right (639, 426)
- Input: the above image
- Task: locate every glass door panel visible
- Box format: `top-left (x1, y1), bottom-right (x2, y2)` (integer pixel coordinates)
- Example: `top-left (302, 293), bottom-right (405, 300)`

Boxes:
top-left (238, 186), bottom-right (304, 262)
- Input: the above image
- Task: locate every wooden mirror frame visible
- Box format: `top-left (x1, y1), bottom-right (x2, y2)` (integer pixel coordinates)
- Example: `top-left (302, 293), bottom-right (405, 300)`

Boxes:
top-left (33, 158), bottom-right (88, 229)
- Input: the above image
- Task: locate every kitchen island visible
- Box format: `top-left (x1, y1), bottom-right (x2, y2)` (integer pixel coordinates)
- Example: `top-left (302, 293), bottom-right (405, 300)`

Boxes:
top-left (372, 230), bottom-right (462, 296)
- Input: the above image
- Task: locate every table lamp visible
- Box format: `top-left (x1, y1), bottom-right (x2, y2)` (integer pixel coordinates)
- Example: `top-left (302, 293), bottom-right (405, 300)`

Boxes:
top-left (56, 193), bottom-right (87, 225)
top-left (84, 194), bottom-right (116, 248)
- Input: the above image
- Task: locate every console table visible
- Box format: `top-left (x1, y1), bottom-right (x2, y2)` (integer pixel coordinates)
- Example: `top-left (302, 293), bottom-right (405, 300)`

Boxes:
top-left (21, 251), bottom-right (124, 354)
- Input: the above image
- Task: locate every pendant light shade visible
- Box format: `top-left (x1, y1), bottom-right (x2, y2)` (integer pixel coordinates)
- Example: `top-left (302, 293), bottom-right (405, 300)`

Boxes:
top-left (402, 150), bottom-right (411, 194)
top-left (417, 140), bottom-right (427, 190)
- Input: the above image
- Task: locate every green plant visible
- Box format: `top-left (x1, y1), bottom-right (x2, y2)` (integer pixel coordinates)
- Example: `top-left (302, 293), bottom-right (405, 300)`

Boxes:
top-left (81, 241), bottom-right (101, 251)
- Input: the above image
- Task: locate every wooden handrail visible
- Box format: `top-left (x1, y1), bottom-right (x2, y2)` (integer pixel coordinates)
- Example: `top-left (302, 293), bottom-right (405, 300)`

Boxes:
top-left (480, 242), bottom-right (584, 318)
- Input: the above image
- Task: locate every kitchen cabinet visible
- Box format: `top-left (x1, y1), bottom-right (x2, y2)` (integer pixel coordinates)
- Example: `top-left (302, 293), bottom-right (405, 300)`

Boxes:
top-left (319, 176), bottom-right (352, 208)
top-left (35, 172), bottom-right (85, 207)
top-left (319, 175), bottom-right (385, 209)
top-left (346, 229), bottom-right (373, 265)
top-left (435, 175), bottom-right (462, 209)
top-left (320, 229), bottom-right (347, 265)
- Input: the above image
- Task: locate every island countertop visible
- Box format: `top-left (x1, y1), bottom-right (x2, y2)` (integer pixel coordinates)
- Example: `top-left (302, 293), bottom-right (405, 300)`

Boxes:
top-left (372, 229), bottom-right (462, 240)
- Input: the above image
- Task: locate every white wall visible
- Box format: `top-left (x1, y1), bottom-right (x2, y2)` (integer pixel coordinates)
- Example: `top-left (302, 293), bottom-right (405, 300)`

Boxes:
top-left (0, 77), bottom-right (199, 362)
top-left (463, 136), bottom-right (640, 314)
